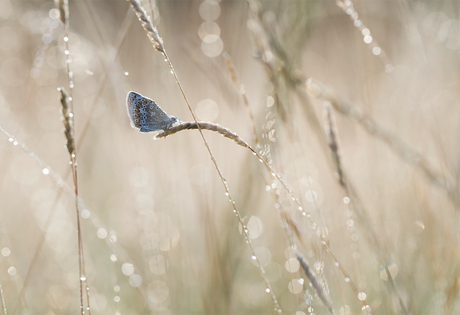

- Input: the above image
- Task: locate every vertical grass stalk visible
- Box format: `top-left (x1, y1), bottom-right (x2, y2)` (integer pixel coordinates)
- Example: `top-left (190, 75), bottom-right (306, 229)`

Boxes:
top-left (56, 2), bottom-right (90, 312)
top-left (126, 0), bottom-right (281, 311)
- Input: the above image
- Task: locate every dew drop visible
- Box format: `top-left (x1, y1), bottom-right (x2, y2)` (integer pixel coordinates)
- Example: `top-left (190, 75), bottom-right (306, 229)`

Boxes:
top-left (42, 168), bottom-right (50, 175)
top-left (362, 305), bottom-right (371, 313)
top-left (358, 292), bottom-right (367, 301)
top-left (64, 36), bottom-right (69, 42)
top-left (414, 220), bottom-right (425, 230)
top-left (372, 46), bottom-right (381, 55)
top-left (265, 288), bottom-right (271, 293)
top-left (251, 255), bottom-right (257, 260)
top-left (124, 71), bottom-right (129, 76)
top-left (7, 266), bottom-right (17, 276)
top-left (1, 247), bottom-right (10, 257)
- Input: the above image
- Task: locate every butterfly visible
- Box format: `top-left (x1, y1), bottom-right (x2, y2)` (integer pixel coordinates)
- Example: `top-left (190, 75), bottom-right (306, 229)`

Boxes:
top-left (126, 91), bottom-right (179, 133)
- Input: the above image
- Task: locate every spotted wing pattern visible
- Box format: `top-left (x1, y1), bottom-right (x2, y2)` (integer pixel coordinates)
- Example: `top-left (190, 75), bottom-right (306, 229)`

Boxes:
top-left (126, 91), bottom-right (178, 133)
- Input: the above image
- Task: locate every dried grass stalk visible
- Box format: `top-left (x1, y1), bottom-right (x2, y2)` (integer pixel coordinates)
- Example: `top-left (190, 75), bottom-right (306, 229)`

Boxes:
top-left (55, 0), bottom-right (68, 25)
top-left (306, 78), bottom-right (455, 202)
top-left (59, 87), bottom-right (75, 156)
top-left (223, 53), bottom-right (259, 146)
top-left (156, 121), bottom-right (249, 147)
top-left (322, 100), bottom-right (409, 315)
top-left (296, 253), bottom-right (333, 314)
top-left (125, 0), bottom-right (164, 53)
top-left (323, 102), bottom-right (345, 187)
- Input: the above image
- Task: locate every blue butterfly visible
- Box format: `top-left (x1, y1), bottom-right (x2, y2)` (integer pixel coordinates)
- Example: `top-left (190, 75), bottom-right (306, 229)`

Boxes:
top-left (126, 91), bottom-right (178, 133)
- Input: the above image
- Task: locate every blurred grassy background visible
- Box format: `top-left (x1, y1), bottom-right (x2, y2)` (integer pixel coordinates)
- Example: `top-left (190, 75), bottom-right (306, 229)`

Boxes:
top-left (0, 0), bottom-right (459, 314)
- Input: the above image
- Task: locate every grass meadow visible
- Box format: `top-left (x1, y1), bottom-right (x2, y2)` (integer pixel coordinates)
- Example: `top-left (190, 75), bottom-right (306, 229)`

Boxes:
top-left (0, 0), bottom-right (459, 314)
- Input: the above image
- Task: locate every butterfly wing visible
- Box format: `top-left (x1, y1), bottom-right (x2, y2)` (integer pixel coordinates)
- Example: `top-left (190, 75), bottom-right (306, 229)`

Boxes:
top-left (126, 91), bottom-right (143, 129)
top-left (141, 98), bottom-right (175, 133)
top-left (126, 91), bottom-right (175, 133)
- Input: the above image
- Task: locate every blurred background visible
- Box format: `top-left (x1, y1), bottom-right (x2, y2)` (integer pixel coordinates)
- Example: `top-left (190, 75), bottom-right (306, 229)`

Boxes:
top-left (0, 0), bottom-right (459, 314)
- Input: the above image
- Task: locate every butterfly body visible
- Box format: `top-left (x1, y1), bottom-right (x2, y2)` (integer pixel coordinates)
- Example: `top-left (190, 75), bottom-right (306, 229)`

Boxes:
top-left (126, 91), bottom-right (178, 133)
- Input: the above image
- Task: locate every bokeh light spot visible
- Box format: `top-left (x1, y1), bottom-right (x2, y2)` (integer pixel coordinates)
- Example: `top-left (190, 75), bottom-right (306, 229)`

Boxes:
top-left (247, 216), bottom-right (263, 239)
top-left (195, 99), bottom-right (219, 121)
top-left (199, 0), bottom-right (221, 21)
top-left (121, 262), bottom-right (134, 276)
top-left (285, 258), bottom-right (300, 273)
top-left (201, 37), bottom-right (224, 57)
top-left (287, 279), bottom-right (303, 294)
top-left (198, 21), bottom-right (220, 40)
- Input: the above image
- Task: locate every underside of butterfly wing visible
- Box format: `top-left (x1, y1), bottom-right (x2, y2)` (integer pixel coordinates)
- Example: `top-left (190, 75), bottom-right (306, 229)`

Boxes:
top-left (126, 92), bottom-right (143, 129)
top-left (126, 91), bottom-right (178, 133)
